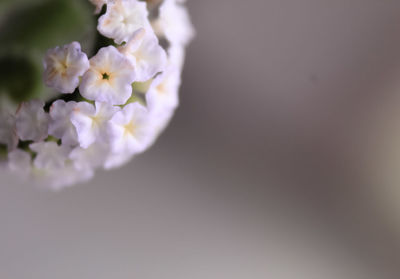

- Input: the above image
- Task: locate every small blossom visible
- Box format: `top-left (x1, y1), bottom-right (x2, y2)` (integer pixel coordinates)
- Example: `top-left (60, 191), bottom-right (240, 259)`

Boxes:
top-left (0, 112), bottom-right (18, 151)
top-left (8, 147), bottom-right (90, 190)
top-left (48, 100), bottom-right (78, 146)
top-left (154, 0), bottom-right (195, 47)
top-left (16, 100), bottom-right (49, 142)
top-left (30, 142), bottom-right (71, 170)
top-left (145, 66), bottom-right (182, 135)
top-left (79, 46), bottom-right (136, 105)
top-left (49, 165), bottom-right (93, 190)
top-left (146, 66), bottom-right (181, 113)
top-left (71, 101), bottom-right (119, 148)
top-left (32, 163), bottom-right (94, 191)
top-left (108, 102), bottom-right (155, 154)
top-left (69, 143), bottom-right (109, 170)
top-left (98, 0), bottom-right (151, 44)
top-left (119, 28), bottom-right (167, 82)
top-left (43, 42), bottom-right (90, 94)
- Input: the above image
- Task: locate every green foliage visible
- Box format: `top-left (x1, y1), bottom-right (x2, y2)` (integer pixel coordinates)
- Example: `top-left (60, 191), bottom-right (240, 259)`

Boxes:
top-left (0, 54), bottom-right (41, 102)
top-left (0, 0), bottom-right (96, 103)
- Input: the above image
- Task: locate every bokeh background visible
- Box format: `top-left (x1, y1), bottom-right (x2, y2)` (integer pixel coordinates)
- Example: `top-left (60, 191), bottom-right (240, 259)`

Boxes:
top-left (2, 0), bottom-right (400, 278)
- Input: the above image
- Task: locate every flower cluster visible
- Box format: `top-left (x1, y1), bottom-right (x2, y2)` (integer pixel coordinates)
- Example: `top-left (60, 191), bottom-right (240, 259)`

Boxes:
top-left (0, 0), bottom-right (194, 189)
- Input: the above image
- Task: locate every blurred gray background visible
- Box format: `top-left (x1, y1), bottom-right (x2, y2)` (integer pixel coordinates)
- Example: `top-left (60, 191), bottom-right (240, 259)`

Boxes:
top-left (2, 0), bottom-right (400, 278)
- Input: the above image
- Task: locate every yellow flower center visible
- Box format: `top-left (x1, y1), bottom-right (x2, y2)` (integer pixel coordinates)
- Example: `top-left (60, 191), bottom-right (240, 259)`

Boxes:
top-left (123, 121), bottom-right (136, 137)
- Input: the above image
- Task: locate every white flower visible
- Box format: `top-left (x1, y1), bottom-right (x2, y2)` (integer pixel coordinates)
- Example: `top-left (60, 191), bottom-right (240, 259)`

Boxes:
top-left (41, 165), bottom-right (93, 191)
top-left (108, 102), bottom-right (155, 154)
top-left (79, 46), bottom-right (136, 105)
top-left (154, 0), bottom-right (195, 47)
top-left (30, 142), bottom-right (71, 170)
top-left (145, 66), bottom-right (182, 135)
top-left (0, 112), bottom-right (18, 151)
top-left (29, 141), bottom-right (91, 189)
top-left (69, 142), bottom-right (109, 171)
top-left (69, 141), bottom-right (131, 172)
top-left (71, 101), bottom-right (119, 148)
top-left (43, 42), bottom-right (90, 94)
top-left (31, 163), bottom-right (93, 191)
top-left (168, 44), bottom-right (186, 70)
top-left (146, 66), bottom-right (181, 113)
top-left (119, 28), bottom-right (167, 82)
top-left (16, 100), bottom-right (49, 142)
top-left (89, 0), bottom-right (108, 14)
top-left (98, 0), bottom-right (151, 44)
top-left (48, 100), bottom-right (78, 146)
top-left (8, 145), bottom-right (91, 190)
top-left (48, 165), bottom-right (93, 190)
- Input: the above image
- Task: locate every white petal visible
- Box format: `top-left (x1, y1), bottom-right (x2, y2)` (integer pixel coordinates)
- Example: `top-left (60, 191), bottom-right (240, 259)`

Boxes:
top-left (168, 44), bottom-right (186, 70)
top-left (70, 142), bottom-right (110, 171)
top-left (108, 102), bottom-right (156, 154)
top-left (32, 163), bottom-right (93, 191)
top-left (119, 28), bottom-right (167, 82)
top-left (71, 101), bottom-right (119, 148)
top-left (146, 66), bottom-right (181, 113)
top-left (48, 100), bottom-right (78, 146)
top-left (79, 46), bottom-right (136, 105)
top-left (155, 0), bottom-right (195, 47)
top-left (43, 42), bottom-right (90, 94)
top-left (30, 141), bottom-right (71, 170)
top-left (98, 0), bottom-right (152, 44)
